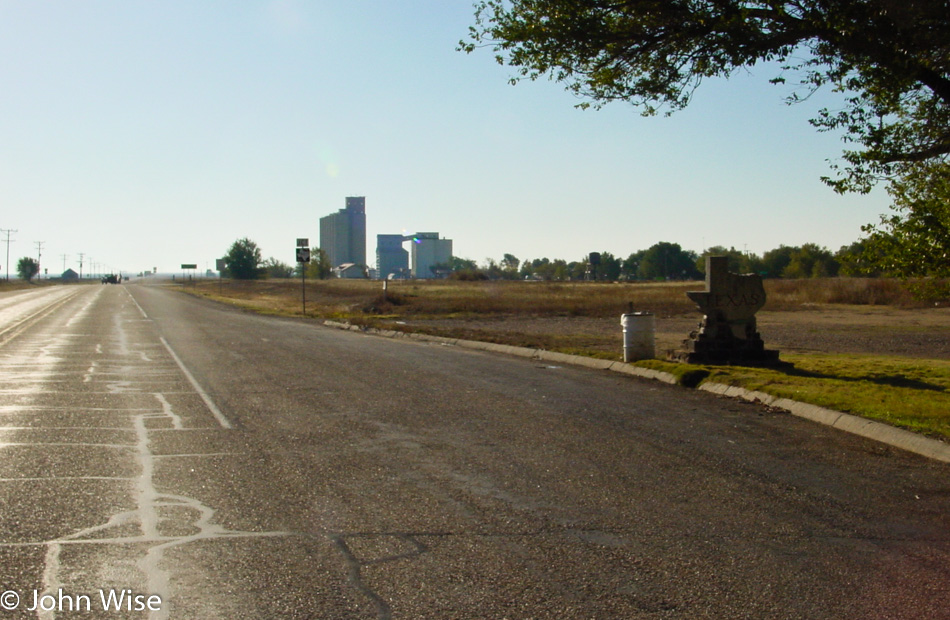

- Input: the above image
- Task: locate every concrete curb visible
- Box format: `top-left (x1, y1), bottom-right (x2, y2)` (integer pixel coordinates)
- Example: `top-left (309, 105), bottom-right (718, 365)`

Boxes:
top-left (322, 320), bottom-right (949, 464)
top-left (698, 382), bottom-right (950, 464)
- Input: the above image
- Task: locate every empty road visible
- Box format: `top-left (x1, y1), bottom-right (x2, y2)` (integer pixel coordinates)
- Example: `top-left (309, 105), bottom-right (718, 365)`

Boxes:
top-left (0, 283), bottom-right (947, 619)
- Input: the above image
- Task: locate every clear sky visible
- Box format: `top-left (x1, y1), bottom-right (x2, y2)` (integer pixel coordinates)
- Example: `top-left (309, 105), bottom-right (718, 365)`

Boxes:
top-left (0, 1), bottom-right (892, 277)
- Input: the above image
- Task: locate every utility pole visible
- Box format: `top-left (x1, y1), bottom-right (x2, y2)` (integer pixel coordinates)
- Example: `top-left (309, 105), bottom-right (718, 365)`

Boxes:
top-left (61, 254), bottom-right (68, 275)
top-left (78, 252), bottom-right (85, 280)
top-left (1, 228), bottom-right (17, 281)
top-left (34, 241), bottom-right (44, 280)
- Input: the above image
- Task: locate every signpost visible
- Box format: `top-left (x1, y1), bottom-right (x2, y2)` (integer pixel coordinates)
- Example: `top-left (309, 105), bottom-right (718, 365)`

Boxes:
top-left (296, 239), bottom-right (310, 316)
top-left (181, 263), bottom-right (197, 286)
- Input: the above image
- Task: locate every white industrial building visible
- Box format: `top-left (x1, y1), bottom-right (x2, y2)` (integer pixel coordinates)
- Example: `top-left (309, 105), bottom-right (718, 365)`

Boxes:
top-left (375, 232), bottom-right (453, 279)
top-left (410, 233), bottom-right (452, 279)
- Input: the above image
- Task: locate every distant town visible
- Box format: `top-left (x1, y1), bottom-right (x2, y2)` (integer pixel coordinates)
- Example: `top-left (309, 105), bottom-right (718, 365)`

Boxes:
top-left (320, 196), bottom-right (453, 280)
top-left (316, 196), bottom-right (873, 283)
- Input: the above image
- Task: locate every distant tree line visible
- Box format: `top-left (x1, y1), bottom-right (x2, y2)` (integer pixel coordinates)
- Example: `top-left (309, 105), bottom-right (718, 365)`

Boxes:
top-left (447, 241), bottom-right (880, 282)
top-left (219, 234), bottom-right (941, 299)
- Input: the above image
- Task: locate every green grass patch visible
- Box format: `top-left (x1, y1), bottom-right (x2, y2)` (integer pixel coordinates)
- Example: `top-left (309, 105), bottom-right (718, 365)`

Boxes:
top-left (635, 359), bottom-right (711, 387)
top-left (636, 354), bottom-right (950, 440)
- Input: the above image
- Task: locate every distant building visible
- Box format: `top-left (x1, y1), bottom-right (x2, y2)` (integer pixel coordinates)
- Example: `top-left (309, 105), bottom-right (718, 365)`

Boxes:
top-left (410, 233), bottom-right (453, 279)
top-left (319, 197), bottom-right (366, 268)
top-left (376, 234), bottom-right (410, 280)
top-left (61, 268), bottom-right (79, 280)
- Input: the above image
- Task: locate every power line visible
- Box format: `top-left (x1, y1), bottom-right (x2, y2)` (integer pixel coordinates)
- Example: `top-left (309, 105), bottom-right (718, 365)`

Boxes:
top-left (1, 228), bottom-right (17, 281)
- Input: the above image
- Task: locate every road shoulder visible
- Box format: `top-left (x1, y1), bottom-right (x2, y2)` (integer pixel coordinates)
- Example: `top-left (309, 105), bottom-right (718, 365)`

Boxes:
top-left (323, 319), bottom-right (950, 464)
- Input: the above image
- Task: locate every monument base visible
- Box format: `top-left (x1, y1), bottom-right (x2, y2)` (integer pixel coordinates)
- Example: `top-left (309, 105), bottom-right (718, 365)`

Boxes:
top-left (668, 345), bottom-right (783, 366)
top-left (669, 316), bottom-right (784, 366)
top-left (675, 256), bottom-right (784, 367)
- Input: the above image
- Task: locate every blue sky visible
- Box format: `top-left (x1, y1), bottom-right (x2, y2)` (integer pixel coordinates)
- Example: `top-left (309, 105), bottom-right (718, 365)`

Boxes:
top-left (0, 1), bottom-right (891, 276)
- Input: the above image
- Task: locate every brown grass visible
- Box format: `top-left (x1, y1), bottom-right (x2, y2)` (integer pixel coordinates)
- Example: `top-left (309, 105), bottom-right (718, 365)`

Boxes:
top-left (764, 278), bottom-right (921, 308)
top-left (188, 277), bottom-right (929, 323)
top-left (180, 277), bottom-right (947, 362)
top-left (0, 279), bottom-right (61, 292)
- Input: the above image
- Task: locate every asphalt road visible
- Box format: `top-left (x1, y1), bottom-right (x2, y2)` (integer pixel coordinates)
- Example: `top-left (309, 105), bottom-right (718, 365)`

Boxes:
top-left (0, 283), bottom-right (947, 619)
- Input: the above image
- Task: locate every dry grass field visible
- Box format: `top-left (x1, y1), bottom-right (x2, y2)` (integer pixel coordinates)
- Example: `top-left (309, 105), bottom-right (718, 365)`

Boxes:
top-left (183, 277), bottom-right (946, 357)
top-left (0, 280), bottom-right (45, 293)
top-left (181, 277), bottom-right (950, 440)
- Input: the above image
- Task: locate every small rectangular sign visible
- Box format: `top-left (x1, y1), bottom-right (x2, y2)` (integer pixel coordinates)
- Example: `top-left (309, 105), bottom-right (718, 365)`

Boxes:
top-left (215, 259), bottom-right (226, 271)
top-left (296, 238), bottom-right (309, 248)
top-left (181, 264), bottom-right (198, 270)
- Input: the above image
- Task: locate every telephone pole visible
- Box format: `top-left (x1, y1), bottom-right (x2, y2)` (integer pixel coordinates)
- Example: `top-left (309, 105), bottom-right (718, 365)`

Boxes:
top-left (78, 252), bottom-right (85, 280)
top-left (34, 241), bottom-right (44, 280)
top-left (1, 228), bottom-right (17, 281)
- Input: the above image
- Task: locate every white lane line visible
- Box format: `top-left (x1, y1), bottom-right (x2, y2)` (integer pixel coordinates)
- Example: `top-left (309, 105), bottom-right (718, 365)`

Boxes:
top-left (159, 337), bottom-right (232, 430)
top-left (126, 288), bottom-right (149, 319)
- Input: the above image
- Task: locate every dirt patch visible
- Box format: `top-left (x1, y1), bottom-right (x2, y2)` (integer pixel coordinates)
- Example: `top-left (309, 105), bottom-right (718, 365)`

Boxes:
top-left (757, 307), bottom-right (950, 358)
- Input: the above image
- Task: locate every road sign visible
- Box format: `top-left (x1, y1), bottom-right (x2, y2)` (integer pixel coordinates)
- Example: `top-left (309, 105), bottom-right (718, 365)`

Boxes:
top-left (181, 264), bottom-right (197, 269)
top-left (215, 259), bottom-right (226, 271)
top-left (296, 245), bottom-right (310, 317)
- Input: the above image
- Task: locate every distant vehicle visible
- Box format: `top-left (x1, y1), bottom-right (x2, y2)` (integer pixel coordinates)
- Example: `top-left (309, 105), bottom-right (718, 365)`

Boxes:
top-left (101, 274), bottom-right (121, 284)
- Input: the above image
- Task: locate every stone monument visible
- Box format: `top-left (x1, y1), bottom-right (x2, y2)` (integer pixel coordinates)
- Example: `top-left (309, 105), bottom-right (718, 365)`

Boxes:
top-left (671, 256), bottom-right (780, 365)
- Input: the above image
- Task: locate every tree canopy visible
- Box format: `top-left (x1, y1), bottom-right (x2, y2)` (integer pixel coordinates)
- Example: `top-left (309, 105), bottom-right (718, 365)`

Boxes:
top-left (303, 247), bottom-right (333, 280)
top-left (860, 160), bottom-right (950, 296)
top-left (223, 238), bottom-right (263, 280)
top-left (17, 257), bottom-right (39, 282)
top-left (462, 1), bottom-right (950, 193)
top-left (632, 242), bottom-right (701, 280)
top-left (263, 257), bottom-right (295, 279)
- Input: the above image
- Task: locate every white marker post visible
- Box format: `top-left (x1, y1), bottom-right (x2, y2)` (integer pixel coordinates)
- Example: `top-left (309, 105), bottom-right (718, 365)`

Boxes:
top-left (215, 258), bottom-right (226, 294)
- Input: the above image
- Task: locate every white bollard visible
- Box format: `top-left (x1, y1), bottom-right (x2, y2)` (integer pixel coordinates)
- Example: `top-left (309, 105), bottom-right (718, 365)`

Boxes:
top-left (621, 312), bottom-right (655, 362)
